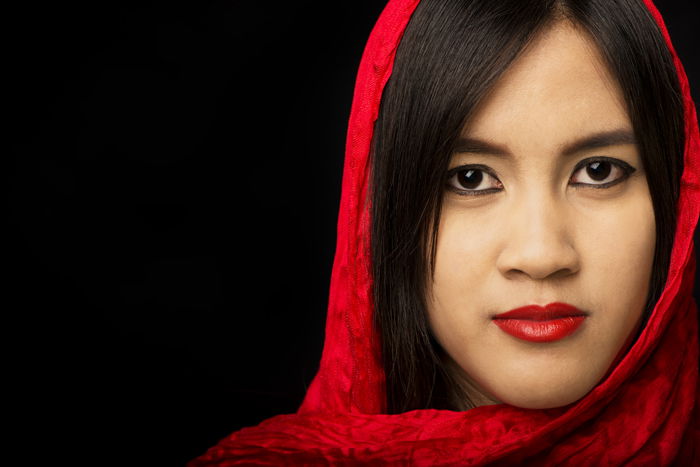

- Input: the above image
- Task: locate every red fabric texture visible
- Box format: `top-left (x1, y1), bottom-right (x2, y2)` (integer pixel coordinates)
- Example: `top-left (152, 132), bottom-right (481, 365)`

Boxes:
top-left (190, 0), bottom-right (700, 464)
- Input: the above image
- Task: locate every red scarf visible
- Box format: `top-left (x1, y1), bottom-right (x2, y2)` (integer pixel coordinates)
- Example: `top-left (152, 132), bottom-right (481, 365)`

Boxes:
top-left (190, 0), bottom-right (699, 464)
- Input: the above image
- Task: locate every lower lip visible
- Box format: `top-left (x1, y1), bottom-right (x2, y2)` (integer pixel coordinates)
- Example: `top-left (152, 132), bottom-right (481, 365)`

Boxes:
top-left (493, 316), bottom-right (586, 343)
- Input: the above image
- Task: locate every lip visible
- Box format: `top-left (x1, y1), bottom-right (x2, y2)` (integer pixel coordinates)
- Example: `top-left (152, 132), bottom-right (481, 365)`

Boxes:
top-left (492, 302), bottom-right (588, 343)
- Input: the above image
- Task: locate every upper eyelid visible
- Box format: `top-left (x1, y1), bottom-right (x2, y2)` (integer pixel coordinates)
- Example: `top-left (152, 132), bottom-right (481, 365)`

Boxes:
top-left (446, 156), bottom-right (635, 181)
top-left (445, 163), bottom-right (499, 180)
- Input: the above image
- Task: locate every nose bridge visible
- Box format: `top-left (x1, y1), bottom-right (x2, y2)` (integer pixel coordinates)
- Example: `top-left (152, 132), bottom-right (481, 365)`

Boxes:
top-left (497, 185), bottom-right (578, 280)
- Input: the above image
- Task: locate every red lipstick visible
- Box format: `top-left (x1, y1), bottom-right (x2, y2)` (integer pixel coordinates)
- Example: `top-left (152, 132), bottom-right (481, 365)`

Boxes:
top-left (492, 302), bottom-right (587, 343)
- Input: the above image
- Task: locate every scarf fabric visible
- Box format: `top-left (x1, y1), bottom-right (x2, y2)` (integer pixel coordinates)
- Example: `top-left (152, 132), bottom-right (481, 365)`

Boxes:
top-left (190, 0), bottom-right (700, 464)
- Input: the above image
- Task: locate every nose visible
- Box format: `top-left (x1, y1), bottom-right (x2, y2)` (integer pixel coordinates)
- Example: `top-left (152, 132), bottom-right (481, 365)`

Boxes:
top-left (496, 193), bottom-right (580, 281)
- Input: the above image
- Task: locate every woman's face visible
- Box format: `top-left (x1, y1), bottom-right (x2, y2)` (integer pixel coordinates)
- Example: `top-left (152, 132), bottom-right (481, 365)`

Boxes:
top-left (426, 20), bottom-right (656, 409)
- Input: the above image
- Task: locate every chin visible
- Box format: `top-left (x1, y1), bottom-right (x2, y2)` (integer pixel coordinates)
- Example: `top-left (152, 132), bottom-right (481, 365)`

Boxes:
top-left (496, 385), bottom-right (591, 410)
top-left (508, 397), bottom-right (580, 410)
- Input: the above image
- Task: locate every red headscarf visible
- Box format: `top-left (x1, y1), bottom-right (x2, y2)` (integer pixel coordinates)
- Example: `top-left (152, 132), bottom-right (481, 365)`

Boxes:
top-left (190, 0), bottom-right (699, 464)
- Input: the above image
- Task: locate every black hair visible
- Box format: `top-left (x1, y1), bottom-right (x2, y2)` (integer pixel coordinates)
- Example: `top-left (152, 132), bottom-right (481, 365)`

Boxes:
top-left (370, 0), bottom-right (685, 414)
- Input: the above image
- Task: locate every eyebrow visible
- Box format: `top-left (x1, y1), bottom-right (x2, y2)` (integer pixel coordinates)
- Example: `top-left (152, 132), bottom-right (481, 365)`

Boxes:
top-left (452, 129), bottom-right (637, 158)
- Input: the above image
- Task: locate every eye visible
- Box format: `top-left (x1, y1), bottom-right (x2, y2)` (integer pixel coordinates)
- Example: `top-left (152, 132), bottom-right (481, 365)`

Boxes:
top-left (444, 157), bottom-right (636, 197)
top-left (445, 164), bottom-right (503, 196)
top-left (569, 157), bottom-right (636, 189)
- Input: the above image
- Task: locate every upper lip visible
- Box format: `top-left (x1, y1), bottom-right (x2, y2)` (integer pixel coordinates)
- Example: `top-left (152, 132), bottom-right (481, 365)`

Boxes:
top-left (492, 302), bottom-right (588, 320)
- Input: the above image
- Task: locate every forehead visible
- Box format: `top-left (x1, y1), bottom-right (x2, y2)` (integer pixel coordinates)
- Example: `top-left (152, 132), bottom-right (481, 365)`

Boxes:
top-left (463, 20), bottom-right (631, 145)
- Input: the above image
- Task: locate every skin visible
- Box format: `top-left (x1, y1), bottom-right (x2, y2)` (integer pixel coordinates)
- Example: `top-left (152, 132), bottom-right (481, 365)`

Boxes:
top-left (425, 19), bottom-right (656, 409)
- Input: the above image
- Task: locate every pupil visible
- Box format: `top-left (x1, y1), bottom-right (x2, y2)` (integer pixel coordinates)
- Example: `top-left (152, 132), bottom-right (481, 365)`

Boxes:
top-left (458, 169), bottom-right (483, 189)
top-left (587, 161), bottom-right (611, 181)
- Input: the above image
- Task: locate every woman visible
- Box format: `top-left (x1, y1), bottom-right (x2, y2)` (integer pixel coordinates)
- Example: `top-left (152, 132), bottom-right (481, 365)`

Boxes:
top-left (190, 0), bottom-right (699, 464)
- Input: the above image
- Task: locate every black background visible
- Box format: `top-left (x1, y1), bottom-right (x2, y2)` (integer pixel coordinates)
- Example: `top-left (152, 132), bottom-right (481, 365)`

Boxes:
top-left (6, 1), bottom-right (699, 466)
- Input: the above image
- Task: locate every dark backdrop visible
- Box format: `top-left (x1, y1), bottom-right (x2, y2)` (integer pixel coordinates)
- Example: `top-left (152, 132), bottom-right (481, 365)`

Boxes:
top-left (6, 1), bottom-right (698, 465)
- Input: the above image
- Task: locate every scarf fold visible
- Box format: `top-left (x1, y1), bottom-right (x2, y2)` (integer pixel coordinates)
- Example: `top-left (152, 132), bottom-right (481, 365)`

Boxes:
top-left (190, 0), bottom-right (700, 464)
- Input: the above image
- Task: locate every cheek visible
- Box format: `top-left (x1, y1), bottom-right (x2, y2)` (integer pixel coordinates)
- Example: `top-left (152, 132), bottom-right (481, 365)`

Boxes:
top-left (433, 230), bottom-right (487, 290)
top-left (427, 210), bottom-right (497, 339)
top-left (578, 188), bottom-right (656, 344)
top-left (577, 189), bottom-right (656, 300)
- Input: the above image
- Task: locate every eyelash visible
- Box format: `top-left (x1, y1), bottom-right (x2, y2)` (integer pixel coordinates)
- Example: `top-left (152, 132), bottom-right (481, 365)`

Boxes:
top-left (444, 157), bottom-right (637, 197)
